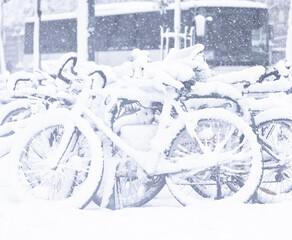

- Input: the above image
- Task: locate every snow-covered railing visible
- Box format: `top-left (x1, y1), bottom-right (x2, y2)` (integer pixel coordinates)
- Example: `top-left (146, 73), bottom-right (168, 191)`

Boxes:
top-left (160, 26), bottom-right (195, 60)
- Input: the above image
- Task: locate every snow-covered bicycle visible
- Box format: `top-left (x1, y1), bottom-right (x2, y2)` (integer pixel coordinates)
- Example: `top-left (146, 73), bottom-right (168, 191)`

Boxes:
top-left (9, 46), bottom-right (263, 208)
top-left (0, 53), bottom-right (107, 127)
top-left (250, 65), bottom-right (292, 203)
top-left (0, 54), bottom-right (106, 158)
top-left (209, 61), bottom-right (292, 203)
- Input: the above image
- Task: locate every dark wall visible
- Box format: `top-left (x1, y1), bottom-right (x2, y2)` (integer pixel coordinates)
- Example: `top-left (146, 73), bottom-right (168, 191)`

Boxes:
top-left (24, 19), bottom-right (77, 54)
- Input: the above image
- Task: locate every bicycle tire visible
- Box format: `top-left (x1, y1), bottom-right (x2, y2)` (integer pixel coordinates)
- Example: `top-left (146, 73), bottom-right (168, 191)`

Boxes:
top-left (93, 171), bottom-right (165, 209)
top-left (10, 109), bottom-right (103, 209)
top-left (92, 100), bottom-right (164, 209)
top-left (0, 99), bottom-right (34, 126)
top-left (92, 138), bottom-right (165, 209)
top-left (165, 108), bottom-right (263, 205)
top-left (255, 108), bottom-right (292, 203)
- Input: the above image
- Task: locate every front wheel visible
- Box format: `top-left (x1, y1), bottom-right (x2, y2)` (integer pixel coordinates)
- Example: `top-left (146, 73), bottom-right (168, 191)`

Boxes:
top-left (165, 108), bottom-right (263, 205)
top-left (10, 110), bottom-right (103, 209)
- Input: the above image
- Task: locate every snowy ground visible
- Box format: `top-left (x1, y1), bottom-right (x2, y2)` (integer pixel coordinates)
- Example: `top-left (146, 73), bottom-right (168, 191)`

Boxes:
top-left (1, 155), bottom-right (292, 240)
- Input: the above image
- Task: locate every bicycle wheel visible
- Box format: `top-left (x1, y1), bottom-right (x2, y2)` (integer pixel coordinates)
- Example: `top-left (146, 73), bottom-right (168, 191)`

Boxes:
top-left (92, 101), bottom-right (164, 209)
top-left (165, 108), bottom-right (263, 205)
top-left (113, 174), bottom-right (165, 209)
top-left (93, 148), bottom-right (165, 209)
top-left (0, 100), bottom-right (34, 125)
top-left (255, 109), bottom-right (292, 203)
top-left (10, 110), bottom-right (103, 209)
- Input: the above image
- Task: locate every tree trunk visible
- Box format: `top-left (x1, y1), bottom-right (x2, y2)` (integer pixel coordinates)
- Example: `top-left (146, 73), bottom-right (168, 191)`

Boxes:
top-left (286, 0), bottom-right (292, 63)
top-left (33, 0), bottom-right (41, 71)
top-left (88, 0), bottom-right (95, 61)
top-left (0, 0), bottom-right (6, 74)
top-left (77, 0), bottom-right (95, 62)
top-left (174, 0), bottom-right (181, 49)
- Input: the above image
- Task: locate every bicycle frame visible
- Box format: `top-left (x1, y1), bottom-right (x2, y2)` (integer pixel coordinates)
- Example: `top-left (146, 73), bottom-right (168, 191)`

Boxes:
top-left (45, 77), bottom-right (256, 180)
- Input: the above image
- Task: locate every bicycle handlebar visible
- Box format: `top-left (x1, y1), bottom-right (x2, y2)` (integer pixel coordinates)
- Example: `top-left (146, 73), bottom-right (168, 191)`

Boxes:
top-left (56, 55), bottom-right (78, 84)
top-left (257, 69), bottom-right (280, 84)
top-left (88, 70), bottom-right (107, 89)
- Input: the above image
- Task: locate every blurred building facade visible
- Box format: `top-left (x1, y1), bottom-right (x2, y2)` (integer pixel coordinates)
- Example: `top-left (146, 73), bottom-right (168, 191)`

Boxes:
top-left (258, 0), bottom-right (290, 62)
top-left (93, 0), bottom-right (292, 64)
top-left (2, 0), bottom-right (292, 72)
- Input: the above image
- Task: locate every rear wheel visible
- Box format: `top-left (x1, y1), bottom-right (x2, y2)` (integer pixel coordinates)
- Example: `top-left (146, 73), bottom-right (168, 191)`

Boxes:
top-left (114, 176), bottom-right (164, 208)
top-left (256, 111), bottom-right (292, 203)
top-left (10, 111), bottom-right (103, 209)
top-left (93, 101), bottom-right (164, 209)
top-left (166, 108), bottom-right (263, 205)
top-left (93, 153), bottom-right (165, 209)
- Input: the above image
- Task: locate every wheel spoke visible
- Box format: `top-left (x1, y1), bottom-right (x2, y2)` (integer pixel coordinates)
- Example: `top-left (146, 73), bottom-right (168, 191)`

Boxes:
top-left (166, 110), bottom-right (262, 204)
top-left (214, 125), bottom-right (236, 153)
top-left (16, 123), bottom-right (98, 203)
top-left (189, 127), bottom-right (209, 153)
top-left (257, 119), bottom-right (292, 203)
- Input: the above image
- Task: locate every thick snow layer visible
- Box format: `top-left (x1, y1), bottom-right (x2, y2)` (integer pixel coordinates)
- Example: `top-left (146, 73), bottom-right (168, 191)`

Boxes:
top-left (191, 81), bottom-right (242, 100)
top-left (0, 184), bottom-right (292, 240)
top-left (208, 66), bottom-right (266, 85)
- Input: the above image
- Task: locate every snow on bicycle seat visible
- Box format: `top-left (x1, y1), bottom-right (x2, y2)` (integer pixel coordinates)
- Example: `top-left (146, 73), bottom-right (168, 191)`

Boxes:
top-left (208, 66), bottom-right (266, 85)
top-left (164, 44), bottom-right (205, 62)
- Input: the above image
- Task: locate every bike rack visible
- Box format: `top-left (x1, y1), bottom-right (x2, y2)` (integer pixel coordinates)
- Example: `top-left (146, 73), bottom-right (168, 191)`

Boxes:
top-left (160, 26), bottom-right (195, 60)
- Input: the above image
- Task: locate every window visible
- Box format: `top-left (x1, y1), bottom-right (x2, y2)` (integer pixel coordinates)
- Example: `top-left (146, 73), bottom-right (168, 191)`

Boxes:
top-left (136, 12), bottom-right (161, 49)
top-left (24, 19), bottom-right (77, 54)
